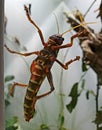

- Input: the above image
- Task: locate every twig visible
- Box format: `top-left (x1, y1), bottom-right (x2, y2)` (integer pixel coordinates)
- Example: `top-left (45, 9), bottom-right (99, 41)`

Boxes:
top-left (84, 0), bottom-right (97, 17)
top-left (96, 80), bottom-right (100, 130)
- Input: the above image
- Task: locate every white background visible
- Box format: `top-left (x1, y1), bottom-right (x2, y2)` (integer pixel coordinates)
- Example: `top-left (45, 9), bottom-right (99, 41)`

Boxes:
top-left (4, 0), bottom-right (102, 130)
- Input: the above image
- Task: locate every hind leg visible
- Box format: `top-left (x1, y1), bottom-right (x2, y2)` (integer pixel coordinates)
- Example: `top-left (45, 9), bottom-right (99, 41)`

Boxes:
top-left (9, 82), bottom-right (28, 96)
top-left (36, 69), bottom-right (54, 99)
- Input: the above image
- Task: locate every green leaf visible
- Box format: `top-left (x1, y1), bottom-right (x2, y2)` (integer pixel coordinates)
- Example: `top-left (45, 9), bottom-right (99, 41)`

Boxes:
top-left (5, 99), bottom-right (10, 107)
top-left (40, 124), bottom-right (50, 130)
top-left (59, 114), bottom-right (64, 126)
top-left (85, 90), bottom-right (96, 100)
top-left (69, 83), bottom-right (78, 97)
top-left (66, 83), bottom-right (79, 113)
top-left (86, 91), bottom-right (89, 100)
top-left (100, 106), bottom-right (102, 109)
top-left (59, 127), bottom-right (67, 130)
top-left (81, 79), bottom-right (85, 89)
top-left (6, 126), bottom-right (18, 130)
top-left (82, 62), bottom-right (88, 72)
top-left (5, 116), bottom-right (18, 128)
top-left (98, 127), bottom-right (102, 130)
top-left (5, 75), bottom-right (15, 82)
top-left (93, 111), bottom-right (102, 125)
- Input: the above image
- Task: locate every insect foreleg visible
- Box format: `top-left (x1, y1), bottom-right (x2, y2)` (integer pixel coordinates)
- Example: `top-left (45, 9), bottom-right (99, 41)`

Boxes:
top-left (46, 55), bottom-right (80, 70)
top-left (36, 69), bottom-right (54, 100)
top-left (4, 44), bottom-right (40, 56)
top-left (55, 56), bottom-right (80, 70)
top-left (24, 5), bottom-right (46, 47)
top-left (9, 82), bottom-right (28, 96)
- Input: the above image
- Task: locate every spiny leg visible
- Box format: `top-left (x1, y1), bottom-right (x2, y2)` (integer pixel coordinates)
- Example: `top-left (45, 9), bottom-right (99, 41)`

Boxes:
top-left (46, 55), bottom-right (80, 70)
top-left (36, 69), bottom-right (54, 99)
top-left (24, 5), bottom-right (46, 47)
top-left (52, 30), bottom-right (86, 50)
top-left (55, 56), bottom-right (80, 69)
top-left (9, 82), bottom-right (28, 96)
top-left (4, 44), bottom-right (39, 56)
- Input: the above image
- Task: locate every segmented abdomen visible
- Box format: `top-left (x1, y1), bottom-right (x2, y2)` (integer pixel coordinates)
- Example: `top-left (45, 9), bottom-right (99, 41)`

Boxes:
top-left (24, 61), bottom-right (46, 122)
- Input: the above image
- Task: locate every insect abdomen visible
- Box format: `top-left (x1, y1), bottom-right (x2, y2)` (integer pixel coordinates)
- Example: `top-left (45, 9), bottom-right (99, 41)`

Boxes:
top-left (24, 62), bottom-right (46, 121)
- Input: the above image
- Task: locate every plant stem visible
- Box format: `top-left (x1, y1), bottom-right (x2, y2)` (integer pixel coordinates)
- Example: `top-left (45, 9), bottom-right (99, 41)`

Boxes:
top-left (58, 49), bottom-right (69, 128)
top-left (84, 0), bottom-right (97, 17)
top-left (96, 84), bottom-right (99, 113)
top-left (95, 82), bottom-right (100, 130)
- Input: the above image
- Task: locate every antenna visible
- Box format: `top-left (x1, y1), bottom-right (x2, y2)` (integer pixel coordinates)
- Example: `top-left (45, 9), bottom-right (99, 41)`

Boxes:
top-left (61, 22), bottom-right (96, 36)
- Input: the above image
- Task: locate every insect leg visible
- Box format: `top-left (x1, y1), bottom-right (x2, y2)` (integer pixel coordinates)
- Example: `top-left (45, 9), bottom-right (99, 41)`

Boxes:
top-left (24, 5), bottom-right (46, 47)
top-left (9, 82), bottom-right (28, 96)
top-left (4, 44), bottom-right (40, 56)
top-left (52, 31), bottom-right (86, 50)
top-left (55, 56), bottom-right (80, 70)
top-left (36, 69), bottom-right (54, 100)
top-left (46, 69), bottom-right (55, 91)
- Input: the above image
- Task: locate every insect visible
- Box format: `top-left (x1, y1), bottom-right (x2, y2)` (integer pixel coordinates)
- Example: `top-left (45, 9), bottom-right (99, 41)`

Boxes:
top-left (4, 5), bottom-right (86, 122)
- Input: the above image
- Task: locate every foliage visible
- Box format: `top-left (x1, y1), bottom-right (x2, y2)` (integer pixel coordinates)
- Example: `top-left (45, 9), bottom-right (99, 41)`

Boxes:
top-left (93, 111), bottom-right (102, 125)
top-left (59, 114), bottom-right (65, 127)
top-left (66, 73), bottom-right (87, 112)
top-left (5, 75), bottom-right (15, 82)
top-left (5, 75), bottom-right (22, 130)
top-left (4, 75), bottom-right (15, 107)
top-left (82, 62), bottom-right (88, 72)
top-left (5, 116), bottom-right (18, 130)
top-left (66, 82), bottom-right (79, 113)
top-left (39, 124), bottom-right (50, 130)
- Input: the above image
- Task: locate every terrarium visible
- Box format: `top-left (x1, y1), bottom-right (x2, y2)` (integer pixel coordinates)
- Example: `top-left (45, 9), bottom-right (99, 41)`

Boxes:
top-left (3, 0), bottom-right (102, 130)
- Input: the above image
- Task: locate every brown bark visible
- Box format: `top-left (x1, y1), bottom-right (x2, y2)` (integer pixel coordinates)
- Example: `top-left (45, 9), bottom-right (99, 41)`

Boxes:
top-left (64, 1), bottom-right (102, 85)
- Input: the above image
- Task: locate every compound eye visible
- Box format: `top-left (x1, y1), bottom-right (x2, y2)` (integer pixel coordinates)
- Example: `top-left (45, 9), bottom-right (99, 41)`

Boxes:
top-left (62, 37), bottom-right (64, 41)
